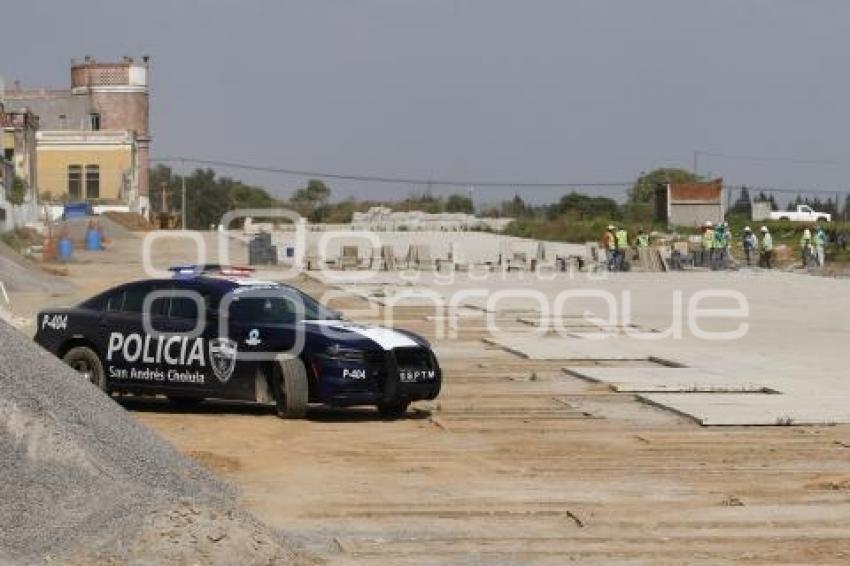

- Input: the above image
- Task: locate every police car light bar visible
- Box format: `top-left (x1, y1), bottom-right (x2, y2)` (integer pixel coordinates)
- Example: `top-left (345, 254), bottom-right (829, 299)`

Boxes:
top-left (168, 264), bottom-right (256, 278)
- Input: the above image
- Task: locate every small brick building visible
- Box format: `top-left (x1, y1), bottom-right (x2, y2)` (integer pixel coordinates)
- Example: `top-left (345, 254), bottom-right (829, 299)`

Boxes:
top-left (655, 179), bottom-right (726, 227)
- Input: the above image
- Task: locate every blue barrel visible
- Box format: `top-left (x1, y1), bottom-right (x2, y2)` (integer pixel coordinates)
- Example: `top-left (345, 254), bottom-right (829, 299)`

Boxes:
top-left (85, 228), bottom-right (103, 251)
top-left (58, 238), bottom-right (74, 261)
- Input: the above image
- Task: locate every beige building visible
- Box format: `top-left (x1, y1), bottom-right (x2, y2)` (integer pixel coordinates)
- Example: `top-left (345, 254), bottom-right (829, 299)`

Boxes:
top-left (36, 130), bottom-right (136, 202)
top-left (3, 56), bottom-right (151, 216)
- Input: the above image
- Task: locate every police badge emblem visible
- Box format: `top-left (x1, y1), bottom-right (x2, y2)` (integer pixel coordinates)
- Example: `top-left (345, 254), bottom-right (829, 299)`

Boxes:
top-left (209, 338), bottom-right (237, 383)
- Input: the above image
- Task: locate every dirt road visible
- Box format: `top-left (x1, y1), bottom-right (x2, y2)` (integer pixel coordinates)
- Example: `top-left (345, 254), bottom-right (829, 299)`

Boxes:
top-left (133, 289), bottom-right (850, 564)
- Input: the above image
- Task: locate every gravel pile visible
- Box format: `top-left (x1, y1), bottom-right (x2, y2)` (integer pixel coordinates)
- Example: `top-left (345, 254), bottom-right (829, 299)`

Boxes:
top-left (0, 320), bottom-right (306, 565)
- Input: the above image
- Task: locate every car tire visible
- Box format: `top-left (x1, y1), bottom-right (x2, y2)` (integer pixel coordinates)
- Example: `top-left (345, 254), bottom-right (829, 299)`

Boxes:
top-left (780, 217), bottom-right (790, 222)
top-left (377, 401), bottom-right (410, 419)
top-left (62, 346), bottom-right (108, 393)
top-left (273, 356), bottom-right (309, 419)
top-left (818, 217), bottom-right (827, 222)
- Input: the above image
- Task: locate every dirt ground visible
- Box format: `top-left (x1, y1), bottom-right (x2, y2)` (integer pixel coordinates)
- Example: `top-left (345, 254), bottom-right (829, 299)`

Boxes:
top-left (8, 233), bottom-right (850, 564)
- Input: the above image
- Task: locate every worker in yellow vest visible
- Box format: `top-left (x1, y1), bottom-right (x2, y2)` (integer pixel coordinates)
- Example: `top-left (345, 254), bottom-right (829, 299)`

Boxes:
top-left (814, 225), bottom-right (827, 267)
top-left (800, 227), bottom-right (813, 268)
top-left (635, 229), bottom-right (650, 248)
top-left (701, 221), bottom-right (715, 267)
top-left (614, 227), bottom-right (629, 271)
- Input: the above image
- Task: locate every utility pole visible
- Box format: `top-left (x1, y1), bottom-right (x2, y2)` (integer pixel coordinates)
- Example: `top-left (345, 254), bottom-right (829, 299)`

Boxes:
top-left (693, 150), bottom-right (700, 177)
top-left (180, 158), bottom-right (187, 230)
top-left (158, 182), bottom-right (170, 213)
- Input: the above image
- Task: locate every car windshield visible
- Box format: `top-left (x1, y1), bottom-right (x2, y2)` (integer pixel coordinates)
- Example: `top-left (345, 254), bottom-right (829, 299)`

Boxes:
top-left (227, 287), bottom-right (340, 323)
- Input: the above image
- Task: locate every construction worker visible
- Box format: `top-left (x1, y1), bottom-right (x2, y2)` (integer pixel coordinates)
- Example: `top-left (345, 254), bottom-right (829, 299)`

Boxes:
top-left (712, 223), bottom-right (727, 270)
top-left (614, 226), bottom-right (629, 271)
top-left (635, 229), bottom-right (650, 249)
top-left (742, 226), bottom-right (757, 267)
top-left (814, 225), bottom-right (827, 267)
top-left (800, 226), bottom-right (813, 268)
top-left (701, 221), bottom-right (714, 267)
top-left (759, 226), bottom-right (773, 269)
top-left (602, 225), bottom-right (616, 271)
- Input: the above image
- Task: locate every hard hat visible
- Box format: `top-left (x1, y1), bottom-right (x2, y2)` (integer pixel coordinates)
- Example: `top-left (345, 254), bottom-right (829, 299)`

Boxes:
top-left (744, 226), bottom-right (751, 232)
top-left (704, 220), bottom-right (713, 227)
top-left (608, 225), bottom-right (615, 230)
top-left (760, 226), bottom-right (768, 232)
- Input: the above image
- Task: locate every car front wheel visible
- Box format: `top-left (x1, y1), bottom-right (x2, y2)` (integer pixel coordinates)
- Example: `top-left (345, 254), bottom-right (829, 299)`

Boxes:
top-left (62, 346), bottom-right (108, 392)
top-left (273, 356), bottom-right (309, 419)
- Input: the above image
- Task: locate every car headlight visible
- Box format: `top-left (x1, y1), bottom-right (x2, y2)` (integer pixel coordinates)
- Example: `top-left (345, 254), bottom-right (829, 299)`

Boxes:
top-left (322, 344), bottom-right (365, 363)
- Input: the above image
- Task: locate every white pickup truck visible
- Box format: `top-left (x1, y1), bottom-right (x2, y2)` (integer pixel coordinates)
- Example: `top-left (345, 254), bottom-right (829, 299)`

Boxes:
top-left (769, 205), bottom-right (831, 223)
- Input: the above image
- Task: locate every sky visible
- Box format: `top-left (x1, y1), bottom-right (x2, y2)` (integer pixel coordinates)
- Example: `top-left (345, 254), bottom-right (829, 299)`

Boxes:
top-left (2, 0), bottom-right (849, 206)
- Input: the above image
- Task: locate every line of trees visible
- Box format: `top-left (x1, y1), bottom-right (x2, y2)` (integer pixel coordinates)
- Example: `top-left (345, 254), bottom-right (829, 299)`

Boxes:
top-left (148, 166), bottom-right (478, 228)
top-left (149, 163), bottom-right (850, 232)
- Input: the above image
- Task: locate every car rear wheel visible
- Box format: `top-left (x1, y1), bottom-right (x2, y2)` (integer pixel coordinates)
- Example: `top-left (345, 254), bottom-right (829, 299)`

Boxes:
top-left (377, 401), bottom-right (410, 419)
top-left (273, 356), bottom-right (309, 419)
top-left (62, 346), bottom-right (107, 392)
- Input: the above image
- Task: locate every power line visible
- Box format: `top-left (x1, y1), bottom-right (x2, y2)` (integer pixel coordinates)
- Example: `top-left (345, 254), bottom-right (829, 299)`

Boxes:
top-left (149, 157), bottom-right (633, 189)
top-left (696, 150), bottom-right (850, 168)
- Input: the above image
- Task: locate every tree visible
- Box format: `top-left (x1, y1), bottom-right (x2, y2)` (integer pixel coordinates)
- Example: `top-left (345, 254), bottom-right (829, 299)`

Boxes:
top-left (630, 168), bottom-right (700, 204)
top-left (148, 164), bottom-right (279, 229)
top-left (291, 179), bottom-right (331, 208)
top-left (729, 186), bottom-right (752, 218)
top-left (8, 176), bottom-right (27, 205)
top-left (549, 192), bottom-right (621, 220)
top-left (445, 193), bottom-right (474, 214)
top-left (501, 195), bottom-right (529, 218)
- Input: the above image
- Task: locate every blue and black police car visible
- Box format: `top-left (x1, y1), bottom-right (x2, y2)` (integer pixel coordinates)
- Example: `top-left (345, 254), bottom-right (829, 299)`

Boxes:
top-left (34, 265), bottom-right (441, 418)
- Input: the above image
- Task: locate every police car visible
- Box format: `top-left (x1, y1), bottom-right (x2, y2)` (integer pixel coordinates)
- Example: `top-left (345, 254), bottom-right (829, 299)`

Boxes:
top-left (34, 265), bottom-right (441, 418)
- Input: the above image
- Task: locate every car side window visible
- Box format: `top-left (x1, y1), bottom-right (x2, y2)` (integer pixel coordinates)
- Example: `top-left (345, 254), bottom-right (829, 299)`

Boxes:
top-left (123, 285), bottom-right (151, 313)
top-left (106, 292), bottom-right (124, 313)
top-left (230, 296), bottom-right (297, 323)
top-left (170, 296), bottom-right (200, 320)
top-left (149, 296), bottom-right (170, 318)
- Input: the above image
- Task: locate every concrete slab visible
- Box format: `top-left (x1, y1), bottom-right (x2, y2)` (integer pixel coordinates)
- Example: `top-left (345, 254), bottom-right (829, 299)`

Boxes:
top-left (484, 335), bottom-right (654, 361)
top-left (424, 308), bottom-right (485, 321)
top-left (563, 367), bottom-right (775, 393)
top-left (638, 393), bottom-right (850, 425)
top-left (516, 315), bottom-right (595, 326)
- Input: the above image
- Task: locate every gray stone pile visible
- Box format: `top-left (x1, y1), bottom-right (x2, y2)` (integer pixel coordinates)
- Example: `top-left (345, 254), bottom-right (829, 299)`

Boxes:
top-left (0, 320), bottom-right (304, 564)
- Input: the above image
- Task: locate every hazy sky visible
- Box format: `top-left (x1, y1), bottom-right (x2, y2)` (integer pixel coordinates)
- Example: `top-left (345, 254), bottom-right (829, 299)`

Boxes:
top-left (2, 0), bottom-right (849, 205)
